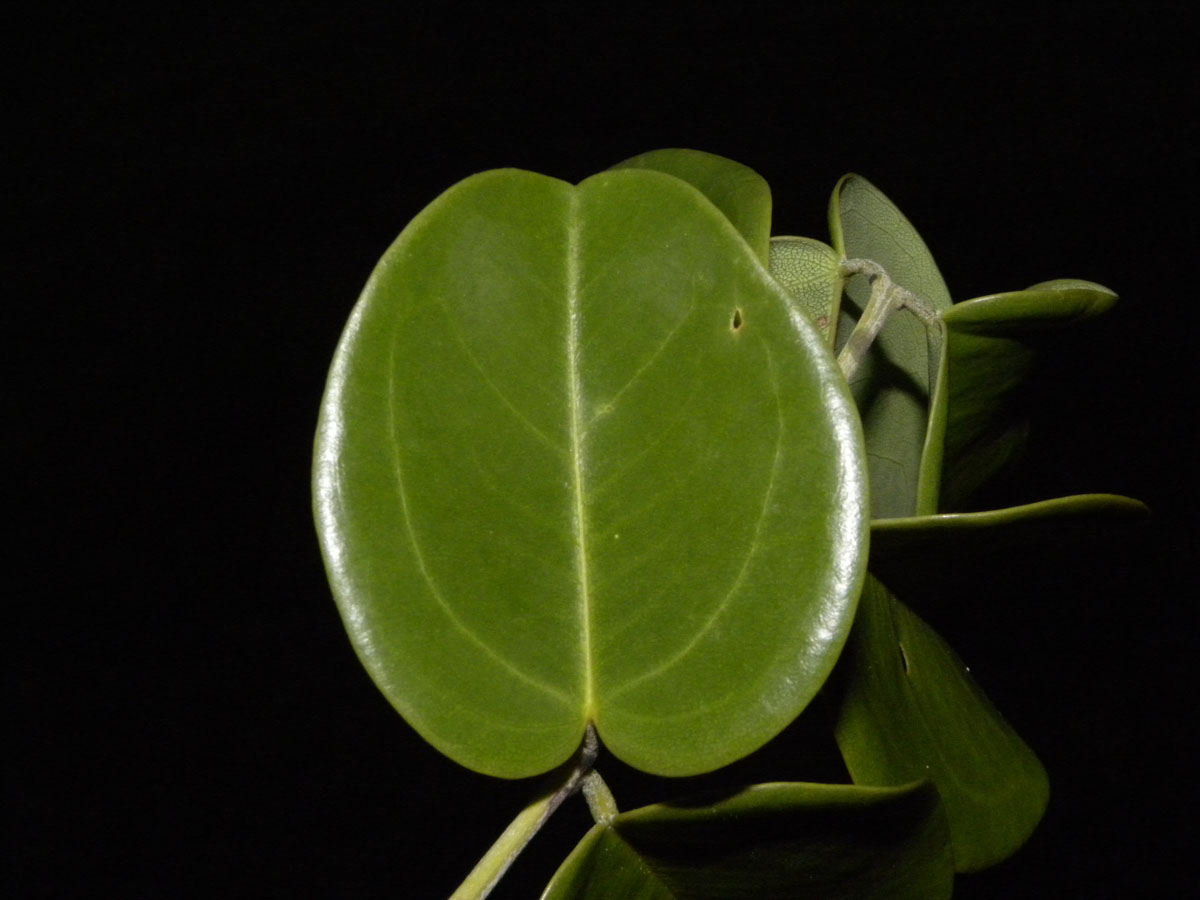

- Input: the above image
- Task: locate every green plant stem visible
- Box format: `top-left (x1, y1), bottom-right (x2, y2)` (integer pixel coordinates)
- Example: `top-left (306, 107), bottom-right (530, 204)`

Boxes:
top-left (449, 727), bottom-right (599, 900)
top-left (836, 258), bottom-right (891, 380)
top-left (581, 770), bottom-right (618, 825)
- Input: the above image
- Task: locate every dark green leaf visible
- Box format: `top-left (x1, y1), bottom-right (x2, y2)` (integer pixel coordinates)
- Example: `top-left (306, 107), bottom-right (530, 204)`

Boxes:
top-left (314, 167), bottom-right (867, 778)
top-left (938, 281), bottom-right (1117, 508)
top-left (542, 781), bottom-right (953, 899)
top-left (833, 576), bottom-right (1048, 872)
top-left (867, 494), bottom-right (1148, 603)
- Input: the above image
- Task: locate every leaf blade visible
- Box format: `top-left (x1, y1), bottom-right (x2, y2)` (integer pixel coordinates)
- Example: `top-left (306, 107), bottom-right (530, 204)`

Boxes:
top-left (833, 576), bottom-right (1048, 871)
top-left (867, 494), bottom-right (1148, 602)
top-left (315, 167), bottom-right (868, 777)
top-left (829, 175), bottom-right (953, 518)
top-left (610, 148), bottom-right (773, 264)
top-left (315, 169), bottom-right (586, 777)
top-left (542, 782), bottom-right (954, 900)
top-left (938, 281), bottom-right (1118, 508)
top-left (768, 236), bottom-right (841, 344)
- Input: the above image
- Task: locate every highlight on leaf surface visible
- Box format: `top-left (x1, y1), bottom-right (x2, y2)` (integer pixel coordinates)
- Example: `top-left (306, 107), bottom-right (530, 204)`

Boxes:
top-left (313, 166), bottom-right (868, 779)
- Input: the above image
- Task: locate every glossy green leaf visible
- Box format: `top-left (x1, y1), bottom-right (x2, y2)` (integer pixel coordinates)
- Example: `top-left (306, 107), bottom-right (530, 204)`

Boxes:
top-left (314, 167), bottom-right (867, 778)
top-left (829, 175), bottom-right (953, 518)
top-left (938, 280), bottom-right (1117, 508)
top-left (833, 576), bottom-right (1048, 872)
top-left (768, 236), bottom-right (841, 344)
top-left (541, 781), bottom-right (953, 900)
top-left (611, 149), bottom-right (773, 264)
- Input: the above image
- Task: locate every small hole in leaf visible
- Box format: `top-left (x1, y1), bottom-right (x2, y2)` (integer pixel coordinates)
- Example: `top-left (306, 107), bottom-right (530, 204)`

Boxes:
top-left (731, 308), bottom-right (743, 331)
top-left (898, 643), bottom-right (910, 674)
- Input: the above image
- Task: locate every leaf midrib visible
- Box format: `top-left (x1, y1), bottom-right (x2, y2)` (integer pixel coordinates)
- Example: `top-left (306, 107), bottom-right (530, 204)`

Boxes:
top-left (566, 194), bottom-right (595, 718)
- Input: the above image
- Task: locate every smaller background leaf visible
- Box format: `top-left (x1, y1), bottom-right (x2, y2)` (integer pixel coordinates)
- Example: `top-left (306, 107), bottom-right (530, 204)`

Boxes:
top-left (938, 281), bottom-right (1117, 509)
top-left (768, 236), bottom-right (841, 344)
top-left (833, 576), bottom-right (1048, 872)
top-left (829, 175), bottom-right (953, 518)
top-left (541, 781), bottom-right (953, 900)
top-left (611, 149), bottom-right (773, 264)
top-left (867, 494), bottom-right (1148, 610)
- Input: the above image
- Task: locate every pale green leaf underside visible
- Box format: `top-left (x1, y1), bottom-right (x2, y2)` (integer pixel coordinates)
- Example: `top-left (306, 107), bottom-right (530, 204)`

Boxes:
top-left (829, 175), bottom-right (952, 312)
top-left (768, 236), bottom-right (841, 345)
top-left (314, 168), bottom-right (867, 778)
top-left (834, 576), bottom-right (1048, 872)
top-left (541, 781), bottom-right (953, 900)
top-left (829, 175), bottom-right (953, 519)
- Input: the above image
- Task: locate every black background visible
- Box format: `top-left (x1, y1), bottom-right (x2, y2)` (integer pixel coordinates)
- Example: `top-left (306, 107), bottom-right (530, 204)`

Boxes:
top-left (13, 5), bottom-right (1194, 897)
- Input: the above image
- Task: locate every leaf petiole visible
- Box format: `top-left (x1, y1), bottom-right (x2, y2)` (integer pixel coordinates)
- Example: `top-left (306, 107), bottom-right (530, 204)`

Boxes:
top-left (837, 258), bottom-right (945, 389)
top-left (449, 726), bottom-right (600, 900)
top-left (581, 769), bottom-right (618, 825)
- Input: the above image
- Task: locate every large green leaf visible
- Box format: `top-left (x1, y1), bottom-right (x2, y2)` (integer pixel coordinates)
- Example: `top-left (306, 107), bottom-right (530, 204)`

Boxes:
top-left (830, 175), bottom-right (953, 519)
top-left (938, 280), bottom-right (1117, 509)
top-left (314, 167), bottom-right (867, 778)
top-left (833, 576), bottom-right (1048, 872)
top-left (611, 149), bottom-right (773, 264)
top-left (541, 781), bottom-right (953, 900)
top-left (768, 236), bottom-right (841, 345)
